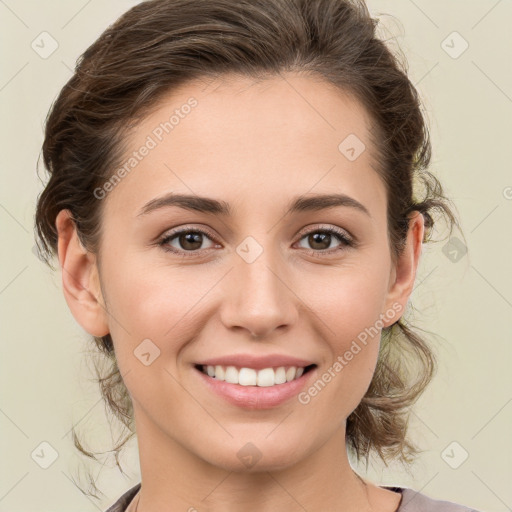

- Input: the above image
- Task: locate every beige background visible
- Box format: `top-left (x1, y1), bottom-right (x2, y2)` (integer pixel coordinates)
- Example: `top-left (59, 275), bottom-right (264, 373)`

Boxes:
top-left (1, 0), bottom-right (511, 511)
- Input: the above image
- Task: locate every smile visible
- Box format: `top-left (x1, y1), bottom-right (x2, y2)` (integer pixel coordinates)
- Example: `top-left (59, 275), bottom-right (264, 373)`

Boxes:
top-left (193, 364), bottom-right (318, 409)
top-left (196, 364), bottom-right (316, 387)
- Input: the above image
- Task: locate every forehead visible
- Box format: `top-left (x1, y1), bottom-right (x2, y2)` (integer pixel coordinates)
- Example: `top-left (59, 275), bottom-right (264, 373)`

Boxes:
top-left (103, 72), bottom-right (386, 222)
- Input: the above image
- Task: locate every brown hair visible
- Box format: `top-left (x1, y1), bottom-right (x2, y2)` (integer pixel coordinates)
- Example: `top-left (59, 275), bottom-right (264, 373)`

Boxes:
top-left (34, 0), bottom-right (463, 498)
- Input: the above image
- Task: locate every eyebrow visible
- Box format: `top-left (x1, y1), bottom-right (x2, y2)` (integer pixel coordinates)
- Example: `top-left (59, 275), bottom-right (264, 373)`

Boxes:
top-left (137, 192), bottom-right (371, 218)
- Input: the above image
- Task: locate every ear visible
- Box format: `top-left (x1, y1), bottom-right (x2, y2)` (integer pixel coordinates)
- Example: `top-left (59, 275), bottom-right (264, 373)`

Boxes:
top-left (55, 209), bottom-right (110, 337)
top-left (381, 211), bottom-right (425, 326)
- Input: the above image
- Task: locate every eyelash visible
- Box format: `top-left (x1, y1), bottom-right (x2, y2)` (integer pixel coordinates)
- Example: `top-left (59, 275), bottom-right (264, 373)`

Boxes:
top-left (157, 225), bottom-right (355, 258)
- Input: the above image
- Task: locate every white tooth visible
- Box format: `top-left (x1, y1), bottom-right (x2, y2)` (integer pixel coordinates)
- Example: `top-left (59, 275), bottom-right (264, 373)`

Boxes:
top-left (274, 366), bottom-right (286, 384)
top-left (286, 367), bottom-right (297, 382)
top-left (225, 365), bottom-right (239, 384)
top-left (206, 365), bottom-right (306, 385)
top-left (257, 368), bottom-right (275, 387)
top-left (238, 367), bottom-right (257, 386)
top-left (214, 365), bottom-right (225, 380)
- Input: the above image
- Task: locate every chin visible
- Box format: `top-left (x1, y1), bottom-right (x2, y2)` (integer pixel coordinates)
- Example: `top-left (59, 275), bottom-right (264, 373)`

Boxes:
top-left (197, 438), bottom-right (306, 473)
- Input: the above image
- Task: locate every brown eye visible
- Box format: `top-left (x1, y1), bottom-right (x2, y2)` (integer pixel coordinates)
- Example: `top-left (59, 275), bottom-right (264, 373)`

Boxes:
top-left (177, 232), bottom-right (204, 251)
top-left (159, 227), bottom-right (219, 254)
top-left (306, 232), bottom-right (332, 250)
top-left (296, 227), bottom-right (354, 255)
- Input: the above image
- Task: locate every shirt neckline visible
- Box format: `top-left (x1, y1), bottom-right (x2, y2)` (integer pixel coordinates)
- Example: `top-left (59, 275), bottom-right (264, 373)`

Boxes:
top-left (118, 482), bottom-right (405, 512)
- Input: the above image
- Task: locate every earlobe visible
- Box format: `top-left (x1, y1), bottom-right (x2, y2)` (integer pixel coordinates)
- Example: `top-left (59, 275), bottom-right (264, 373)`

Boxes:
top-left (382, 211), bottom-right (425, 327)
top-left (55, 210), bottom-right (110, 337)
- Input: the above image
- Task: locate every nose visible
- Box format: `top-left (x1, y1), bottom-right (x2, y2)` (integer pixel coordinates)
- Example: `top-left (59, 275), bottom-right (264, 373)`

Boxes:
top-left (219, 247), bottom-right (299, 339)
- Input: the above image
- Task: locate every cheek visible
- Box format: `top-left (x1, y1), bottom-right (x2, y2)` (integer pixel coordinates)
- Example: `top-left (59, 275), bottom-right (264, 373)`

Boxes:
top-left (306, 259), bottom-right (390, 344)
top-left (103, 257), bottom-right (226, 379)
top-left (300, 263), bottom-right (389, 408)
top-left (104, 254), bottom-right (200, 330)
top-left (100, 258), bottom-right (183, 359)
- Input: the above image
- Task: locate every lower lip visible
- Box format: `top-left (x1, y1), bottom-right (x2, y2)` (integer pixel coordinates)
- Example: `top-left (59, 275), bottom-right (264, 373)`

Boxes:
top-left (194, 366), bottom-right (317, 409)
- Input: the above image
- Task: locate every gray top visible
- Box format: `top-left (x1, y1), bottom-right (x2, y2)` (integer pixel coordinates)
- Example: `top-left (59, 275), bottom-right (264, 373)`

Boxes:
top-left (105, 482), bottom-right (481, 511)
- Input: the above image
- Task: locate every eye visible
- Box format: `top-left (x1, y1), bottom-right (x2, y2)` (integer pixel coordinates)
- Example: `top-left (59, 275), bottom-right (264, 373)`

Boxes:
top-left (295, 226), bottom-right (355, 255)
top-left (157, 224), bottom-right (355, 258)
top-left (158, 227), bottom-right (220, 255)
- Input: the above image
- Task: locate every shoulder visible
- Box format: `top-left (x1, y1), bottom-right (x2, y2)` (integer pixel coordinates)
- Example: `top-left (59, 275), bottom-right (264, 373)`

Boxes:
top-left (396, 487), bottom-right (482, 512)
top-left (104, 483), bottom-right (141, 512)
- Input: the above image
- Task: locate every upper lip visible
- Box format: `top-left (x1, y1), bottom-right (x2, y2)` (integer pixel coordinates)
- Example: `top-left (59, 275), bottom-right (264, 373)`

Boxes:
top-left (195, 354), bottom-right (316, 370)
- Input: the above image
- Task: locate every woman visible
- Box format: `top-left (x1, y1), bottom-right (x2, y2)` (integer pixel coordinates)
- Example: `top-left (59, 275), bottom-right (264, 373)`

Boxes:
top-left (34, 0), bottom-right (480, 510)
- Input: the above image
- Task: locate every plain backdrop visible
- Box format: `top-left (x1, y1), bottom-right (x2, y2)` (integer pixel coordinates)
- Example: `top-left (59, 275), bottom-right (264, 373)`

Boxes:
top-left (0, 1), bottom-right (511, 511)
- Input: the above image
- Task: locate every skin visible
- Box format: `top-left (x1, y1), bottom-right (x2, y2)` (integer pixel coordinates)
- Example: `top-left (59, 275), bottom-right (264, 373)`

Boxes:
top-left (56, 72), bottom-right (424, 512)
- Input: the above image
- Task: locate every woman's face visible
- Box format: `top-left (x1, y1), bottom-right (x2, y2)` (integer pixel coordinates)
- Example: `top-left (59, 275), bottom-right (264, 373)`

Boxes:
top-left (60, 72), bottom-right (423, 472)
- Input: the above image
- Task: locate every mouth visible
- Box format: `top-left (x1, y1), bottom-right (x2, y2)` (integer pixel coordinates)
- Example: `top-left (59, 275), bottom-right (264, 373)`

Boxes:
top-left (192, 363), bottom-right (318, 409)
top-left (194, 363), bottom-right (317, 387)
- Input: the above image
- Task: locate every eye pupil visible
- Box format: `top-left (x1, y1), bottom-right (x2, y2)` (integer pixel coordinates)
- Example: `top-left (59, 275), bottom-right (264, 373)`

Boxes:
top-left (180, 232), bottom-right (203, 250)
top-left (309, 232), bottom-right (331, 250)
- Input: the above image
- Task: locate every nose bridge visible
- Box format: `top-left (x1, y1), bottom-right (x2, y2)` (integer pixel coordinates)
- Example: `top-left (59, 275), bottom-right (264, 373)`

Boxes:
top-left (220, 237), bottom-right (297, 337)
